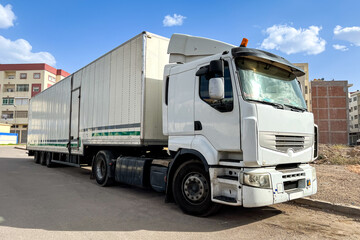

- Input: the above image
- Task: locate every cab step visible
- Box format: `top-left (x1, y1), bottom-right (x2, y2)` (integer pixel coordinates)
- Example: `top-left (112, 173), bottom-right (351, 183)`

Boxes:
top-left (217, 175), bottom-right (238, 181)
top-left (213, 195), bottom-right (237, 203)
top-left (219, 159), bottom-right (241, 163)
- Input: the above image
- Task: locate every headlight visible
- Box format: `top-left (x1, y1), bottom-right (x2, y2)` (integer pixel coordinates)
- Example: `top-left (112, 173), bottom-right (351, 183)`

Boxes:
top-left (243, 173), bottom-right (272, 189)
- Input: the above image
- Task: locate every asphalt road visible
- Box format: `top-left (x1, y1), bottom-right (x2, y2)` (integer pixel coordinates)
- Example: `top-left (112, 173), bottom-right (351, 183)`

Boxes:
top-left (0, 146), bottom-right (359, 240)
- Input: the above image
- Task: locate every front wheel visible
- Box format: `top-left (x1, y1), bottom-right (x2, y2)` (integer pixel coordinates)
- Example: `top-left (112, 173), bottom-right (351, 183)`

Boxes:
top-left (172, 160), bottom-right (220, 216)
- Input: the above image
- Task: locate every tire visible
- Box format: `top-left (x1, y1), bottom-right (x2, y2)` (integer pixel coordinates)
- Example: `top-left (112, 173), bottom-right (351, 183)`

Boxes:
top-left (45, 152), bottom-right (53, 168)
top-left (40, 152), bottom-right (46, 166)
top-left (34, 151), bottom-right (40, 164)
top-left (172, 160), bottom-right (221, 217)
top-left (94, 151), bottom-right (114, 187)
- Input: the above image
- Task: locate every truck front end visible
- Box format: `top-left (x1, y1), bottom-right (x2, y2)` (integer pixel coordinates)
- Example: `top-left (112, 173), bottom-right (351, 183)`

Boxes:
top-left (164, 34), bottom-right (318, 215)
top-left (214, 47), bottom-right (318, 207)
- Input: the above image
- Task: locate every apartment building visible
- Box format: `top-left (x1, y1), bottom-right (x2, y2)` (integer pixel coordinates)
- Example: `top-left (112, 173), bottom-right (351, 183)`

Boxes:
top-left (0, 64), bottom-right (70, 143)
top-left (311, 80), bottom-right (350, 145)
top-left (294, 63), bottom-right (312, 111)
top-left (349, 90), bottom-right (360, 145)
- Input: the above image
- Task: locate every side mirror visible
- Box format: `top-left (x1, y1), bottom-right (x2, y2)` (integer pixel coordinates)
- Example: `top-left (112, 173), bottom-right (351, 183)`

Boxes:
top-left (209, 77), bottom-right (224, 100)
top-left (209, 60), bottom-right (224, 77)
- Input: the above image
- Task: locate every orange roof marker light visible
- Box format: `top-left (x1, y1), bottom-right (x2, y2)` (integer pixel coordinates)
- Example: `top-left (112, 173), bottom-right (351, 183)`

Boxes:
top-left (240, 38), bottom-right (248, 47)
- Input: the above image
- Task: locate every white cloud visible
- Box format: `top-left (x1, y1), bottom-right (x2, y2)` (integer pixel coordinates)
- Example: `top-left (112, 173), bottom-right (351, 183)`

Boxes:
top-left (334, 25), bottom-right (360, 46)
top-left (0, 35), bottom-right (56, 66)
top-left (0, 4), bottom-right (16, 29)
top-left (261, 24), bottom-right (326, 55)
top-left (333, 44), bottom-right (348, 51)
top-left (163, 14), bottom-right (186, 27)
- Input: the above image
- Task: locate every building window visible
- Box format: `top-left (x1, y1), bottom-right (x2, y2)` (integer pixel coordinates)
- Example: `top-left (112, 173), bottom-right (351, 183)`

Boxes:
top-left (349, 98), bottom-right (352, 102)
top-left (2, 98), bottom-right (14, 105)
top-left (354, 97), bottom-right (357, 101)
top-left (355, 115), bottom-right (358, 119)
top-left (8, 75), bottom-right (15, 79)
top-left (355, 106), bottom-right (358, 110)
top-left (356, 124), bottom-right (359, 128)
top-left (16, 84), bottom-right (29, 92)
top-left (15, 111), bottom-right (28, 118)
top-left (20, 73), bottom-right (27, 79)
top-left (48, 76), bottom-right (56, 82)
top-left (33, 73), bottom-right (41, 79)
top-left (351, 116), bottom-right (354, 120)
top-left (4, 85), bottom-right (15, 92)
top-left (1, 111), bottom-right (13, 119)
top-left (15, 98), bottom-right (29, 106)
top-left (33, 87), bottom-right (40, 92)
top-left (305, 86), bottom-right (308, 94)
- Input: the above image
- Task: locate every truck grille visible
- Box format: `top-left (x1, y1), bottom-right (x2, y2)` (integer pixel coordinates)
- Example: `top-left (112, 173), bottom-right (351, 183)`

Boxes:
top-left (275, 135), bottom-right (304, 152)
top-left (259, 132), bottom-right (313, 153)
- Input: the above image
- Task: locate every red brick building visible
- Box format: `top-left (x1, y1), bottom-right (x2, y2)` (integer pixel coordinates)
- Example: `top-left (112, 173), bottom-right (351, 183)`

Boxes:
top-left (311, 80), bottom-right (349, 145)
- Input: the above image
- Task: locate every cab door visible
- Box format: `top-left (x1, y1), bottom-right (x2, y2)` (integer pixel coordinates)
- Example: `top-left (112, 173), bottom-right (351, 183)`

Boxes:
top-left (194, 59), bottom-right (241, 151)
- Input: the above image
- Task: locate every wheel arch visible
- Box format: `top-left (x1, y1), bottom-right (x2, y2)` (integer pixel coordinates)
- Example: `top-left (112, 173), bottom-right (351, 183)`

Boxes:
top-left (165, 149), bottom-right (209, 202)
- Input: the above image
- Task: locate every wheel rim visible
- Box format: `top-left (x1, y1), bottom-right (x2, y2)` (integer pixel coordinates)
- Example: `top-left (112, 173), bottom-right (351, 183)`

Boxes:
top-left (182, 172), bottom-right (209, 204)
top-left (96, 158), bottom-right (106, 180)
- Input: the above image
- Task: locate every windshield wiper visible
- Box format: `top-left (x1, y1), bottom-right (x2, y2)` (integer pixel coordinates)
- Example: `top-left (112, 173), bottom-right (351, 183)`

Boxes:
top-left (284, 104), bottom-right (306, 112)
top-left (247, 99), bottom-right (284, 109)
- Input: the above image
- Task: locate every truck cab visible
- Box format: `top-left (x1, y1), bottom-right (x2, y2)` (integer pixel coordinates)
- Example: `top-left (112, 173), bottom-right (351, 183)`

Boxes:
top-left (162, 34), bottom-right (318, 215)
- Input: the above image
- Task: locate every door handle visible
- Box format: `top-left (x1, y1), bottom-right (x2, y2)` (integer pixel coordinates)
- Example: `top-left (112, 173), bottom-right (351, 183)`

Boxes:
top-left (194, 121), bottom-right (202, 131)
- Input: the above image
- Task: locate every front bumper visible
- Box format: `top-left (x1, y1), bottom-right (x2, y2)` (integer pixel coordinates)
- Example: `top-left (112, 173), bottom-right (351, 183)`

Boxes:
top-left (242, 164), bottom-right (317, 207)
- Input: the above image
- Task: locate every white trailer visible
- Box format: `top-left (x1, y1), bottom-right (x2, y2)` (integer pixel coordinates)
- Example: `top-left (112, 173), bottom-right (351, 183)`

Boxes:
top-left (28, 32), bottom-right (318, 216)
top-left (28, 32), bottom-right (169, 159)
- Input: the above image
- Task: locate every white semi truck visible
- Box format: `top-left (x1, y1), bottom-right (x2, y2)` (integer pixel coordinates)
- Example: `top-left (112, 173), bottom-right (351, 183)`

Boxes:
top-left (27, 32), bottom-right (318, 216)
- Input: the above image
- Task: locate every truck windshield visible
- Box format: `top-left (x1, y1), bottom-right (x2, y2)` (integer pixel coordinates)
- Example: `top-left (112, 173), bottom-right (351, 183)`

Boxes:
top-left (236, 57), bottom-right (307, 110)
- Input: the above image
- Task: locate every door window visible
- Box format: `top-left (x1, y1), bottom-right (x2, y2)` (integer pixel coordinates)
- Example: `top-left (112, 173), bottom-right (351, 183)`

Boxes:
top-left (198, 61), bottom-right (233, 112)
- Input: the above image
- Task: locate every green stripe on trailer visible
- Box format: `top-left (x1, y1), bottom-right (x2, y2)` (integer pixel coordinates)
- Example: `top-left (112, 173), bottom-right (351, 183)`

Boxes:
top-left (28, 143), bottom-right (78, 147)
top-left (92, 131), bottom-right (140, 137)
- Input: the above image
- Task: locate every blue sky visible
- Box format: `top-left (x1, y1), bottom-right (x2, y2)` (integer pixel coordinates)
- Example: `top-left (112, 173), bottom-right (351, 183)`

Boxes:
top-left (0, 0), bottom-right (359, 91)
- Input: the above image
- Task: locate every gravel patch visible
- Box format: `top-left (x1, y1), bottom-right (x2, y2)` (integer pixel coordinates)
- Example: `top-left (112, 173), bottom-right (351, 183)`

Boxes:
top-left (311, 164), bottom-right (360, 207)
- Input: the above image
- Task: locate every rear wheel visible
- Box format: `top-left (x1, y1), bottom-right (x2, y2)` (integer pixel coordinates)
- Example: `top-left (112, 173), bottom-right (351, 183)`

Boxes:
top-left (172, 160), bottom-right (221, 216)
top-left (93, 151), bottom-right (114, 187)
top-left (34, 151), bottom-right (40, 164)
top-left (40, 152), bottom-right (46, 166)
top-left (45, 152), bottom-right (53, 168)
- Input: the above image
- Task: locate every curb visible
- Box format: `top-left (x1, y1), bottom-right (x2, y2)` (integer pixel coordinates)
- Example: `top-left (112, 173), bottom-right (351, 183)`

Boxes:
top-left (293, 197), bottom-right (360, 217)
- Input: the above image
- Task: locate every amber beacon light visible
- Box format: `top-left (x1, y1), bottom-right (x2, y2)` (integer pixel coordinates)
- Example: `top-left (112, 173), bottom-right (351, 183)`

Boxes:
top-left (240, 38), bottom-right (248, 47)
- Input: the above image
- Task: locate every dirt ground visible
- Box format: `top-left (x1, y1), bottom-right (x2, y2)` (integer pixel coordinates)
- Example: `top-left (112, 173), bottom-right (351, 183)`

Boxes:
top-left (1, 146), bottom-right (360, 240)
top-left (311, 164), bottom-right (360, 207)
top-left (311, 144), bottom-right (360, 207)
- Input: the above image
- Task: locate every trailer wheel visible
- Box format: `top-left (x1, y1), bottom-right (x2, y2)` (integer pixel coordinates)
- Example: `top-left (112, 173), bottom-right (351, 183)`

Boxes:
top-left (45, 152), bottom-right (53, 168)
top-left (40, 152), bottom-right (46, 166)
top-left (172, 160), bottom-right (220, 216)
top-left (34, 151), bottom-right (40, 164)
top-left (94, 151), bottom-right (114, 187)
